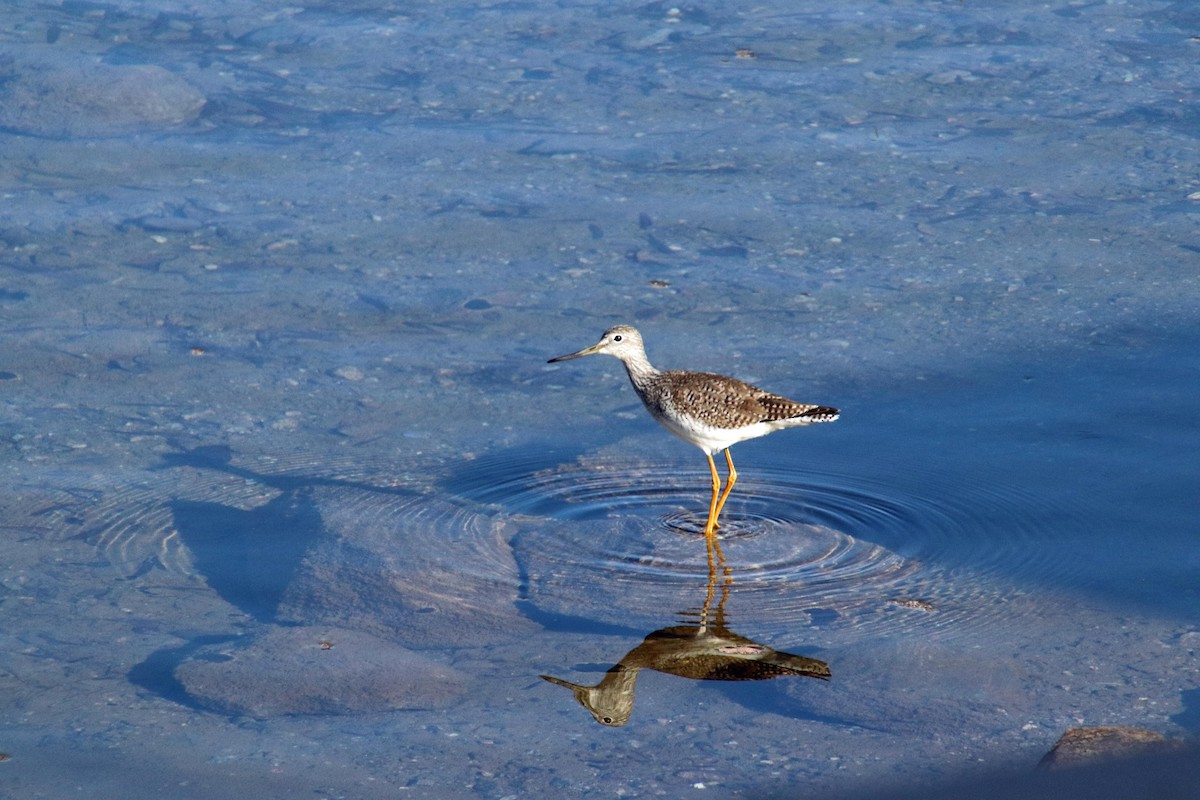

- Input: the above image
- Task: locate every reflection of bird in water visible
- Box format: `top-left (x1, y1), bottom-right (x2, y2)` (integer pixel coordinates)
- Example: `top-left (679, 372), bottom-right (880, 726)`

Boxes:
top-left (541, 540), bottom-right (830, 726)
top-left (548, 325), bottom-right (838, 537)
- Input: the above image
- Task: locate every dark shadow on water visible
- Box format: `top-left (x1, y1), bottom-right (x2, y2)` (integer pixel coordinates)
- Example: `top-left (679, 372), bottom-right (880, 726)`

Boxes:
top-left (698, 327), bottom-right (1200, 620)
top-left (169, 492), bottom-right (322, 623)
top-left (155, 442), bottom-right (414, 623)
top-left (128, 442), bottom-right (426, 706)
top-left (128, 633), bottom-right (240, 711)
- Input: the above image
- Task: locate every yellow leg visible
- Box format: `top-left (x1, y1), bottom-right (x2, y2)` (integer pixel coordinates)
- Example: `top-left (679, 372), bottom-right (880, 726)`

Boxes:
top-left (711, 448), bottom-right (738, 528)
top-left (703, 452), bottom-right (722, 537)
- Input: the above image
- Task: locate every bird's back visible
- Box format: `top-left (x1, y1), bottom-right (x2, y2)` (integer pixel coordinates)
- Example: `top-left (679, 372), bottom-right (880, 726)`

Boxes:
top-left (644, 370), bottom-right (837, 431)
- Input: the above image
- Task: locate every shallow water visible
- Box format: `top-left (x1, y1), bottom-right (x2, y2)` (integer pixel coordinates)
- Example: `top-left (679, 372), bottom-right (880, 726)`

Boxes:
top-left (2, 1), bottom-right (1198, 798)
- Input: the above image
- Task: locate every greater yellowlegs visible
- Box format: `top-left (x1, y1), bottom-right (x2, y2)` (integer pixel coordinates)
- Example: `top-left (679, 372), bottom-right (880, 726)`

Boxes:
top-left (548, 325), bottom-right (839, 537)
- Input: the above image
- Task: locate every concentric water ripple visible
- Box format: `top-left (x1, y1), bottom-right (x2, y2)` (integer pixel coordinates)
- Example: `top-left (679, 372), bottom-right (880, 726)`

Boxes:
top-left (83, 450), bottom-right (410, 578)
top-left (454, 448), bottom-right (1088, 641)
top-left (91, 476), bottom-right (273, 578)
top-left (35, 443), bottom-right (1091, 646)
top-left (35, 452), bottom-right (530, 648)
top-left (80, 450), bottom-right (517, 585)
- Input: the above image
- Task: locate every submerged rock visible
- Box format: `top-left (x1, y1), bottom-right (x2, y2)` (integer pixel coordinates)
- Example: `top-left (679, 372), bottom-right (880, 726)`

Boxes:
top-left (1039, 726), bottom-right (1175, 769)
top-left (174, 625), bottom-right (468, 717)
top-left (0, 60), bottom-right (205, 137)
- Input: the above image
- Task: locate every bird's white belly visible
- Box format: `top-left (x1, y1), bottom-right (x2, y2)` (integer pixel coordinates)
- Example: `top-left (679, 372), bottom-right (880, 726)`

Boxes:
top-left (655, 412), bottom-right (779, 455)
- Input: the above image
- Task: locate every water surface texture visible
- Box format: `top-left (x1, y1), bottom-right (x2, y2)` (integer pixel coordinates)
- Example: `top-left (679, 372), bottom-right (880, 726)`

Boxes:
top-left (2, 1), bottom-right (1198, 798)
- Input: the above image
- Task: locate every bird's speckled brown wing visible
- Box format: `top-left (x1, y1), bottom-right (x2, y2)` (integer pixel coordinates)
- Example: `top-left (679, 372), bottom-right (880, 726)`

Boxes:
top-left (657, 370), bottom-right (838, 430)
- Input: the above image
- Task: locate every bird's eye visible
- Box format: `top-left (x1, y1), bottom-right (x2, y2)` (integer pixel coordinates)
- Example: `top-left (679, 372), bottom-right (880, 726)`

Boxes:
top-left (613, 335), bottom-right (622, 342)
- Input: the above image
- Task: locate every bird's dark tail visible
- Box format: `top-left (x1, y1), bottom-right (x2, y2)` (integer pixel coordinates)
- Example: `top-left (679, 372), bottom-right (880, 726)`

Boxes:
top-left (801, 406), bottom-right (840, 423)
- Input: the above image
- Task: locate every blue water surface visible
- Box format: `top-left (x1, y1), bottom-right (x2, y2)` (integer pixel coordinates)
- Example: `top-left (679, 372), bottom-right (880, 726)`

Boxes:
top-left (1, 1), bottom-right (1197, 798)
